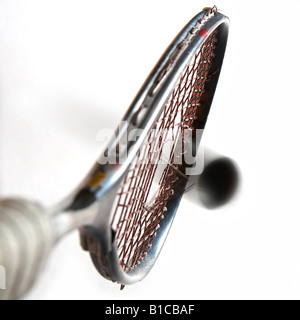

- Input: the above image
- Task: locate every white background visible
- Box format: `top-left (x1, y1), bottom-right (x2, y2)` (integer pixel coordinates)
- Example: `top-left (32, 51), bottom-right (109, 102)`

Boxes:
top-left (1, 0), bottom-right (300, 300)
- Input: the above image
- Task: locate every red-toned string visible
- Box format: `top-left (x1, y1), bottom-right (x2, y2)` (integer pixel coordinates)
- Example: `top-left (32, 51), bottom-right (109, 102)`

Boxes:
top-left (111, 30), bottom-right (217, 271)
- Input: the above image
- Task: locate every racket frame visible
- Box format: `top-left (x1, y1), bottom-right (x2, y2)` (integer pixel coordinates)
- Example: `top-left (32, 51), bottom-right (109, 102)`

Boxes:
top-left (51, 8), bottom-right (229, 285)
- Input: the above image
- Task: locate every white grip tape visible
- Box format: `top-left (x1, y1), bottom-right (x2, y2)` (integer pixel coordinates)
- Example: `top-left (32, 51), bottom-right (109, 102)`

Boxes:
top-left (0, 199), bottom-right (53, 300)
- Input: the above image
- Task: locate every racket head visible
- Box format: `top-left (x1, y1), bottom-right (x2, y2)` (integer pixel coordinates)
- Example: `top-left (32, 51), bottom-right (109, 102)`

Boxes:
top-left (76, 7), bottom-right (229, 285)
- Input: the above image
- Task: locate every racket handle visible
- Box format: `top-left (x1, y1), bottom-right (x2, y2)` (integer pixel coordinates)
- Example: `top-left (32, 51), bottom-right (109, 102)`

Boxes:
top-left (0, 199), bottom-right (54, 300)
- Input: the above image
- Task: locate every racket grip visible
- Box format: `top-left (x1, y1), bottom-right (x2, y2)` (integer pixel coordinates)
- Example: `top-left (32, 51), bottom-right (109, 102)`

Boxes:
top-left (0, 199), bottom-right (54, 300)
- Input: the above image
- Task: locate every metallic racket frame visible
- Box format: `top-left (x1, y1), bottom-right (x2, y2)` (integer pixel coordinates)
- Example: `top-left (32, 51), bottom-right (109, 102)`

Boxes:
top-left (49, 8), bottom-right (229, 285)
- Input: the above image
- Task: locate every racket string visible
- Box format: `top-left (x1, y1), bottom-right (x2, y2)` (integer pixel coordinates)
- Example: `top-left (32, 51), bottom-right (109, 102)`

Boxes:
top-left (112, 31), bottom-right (217, 271)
